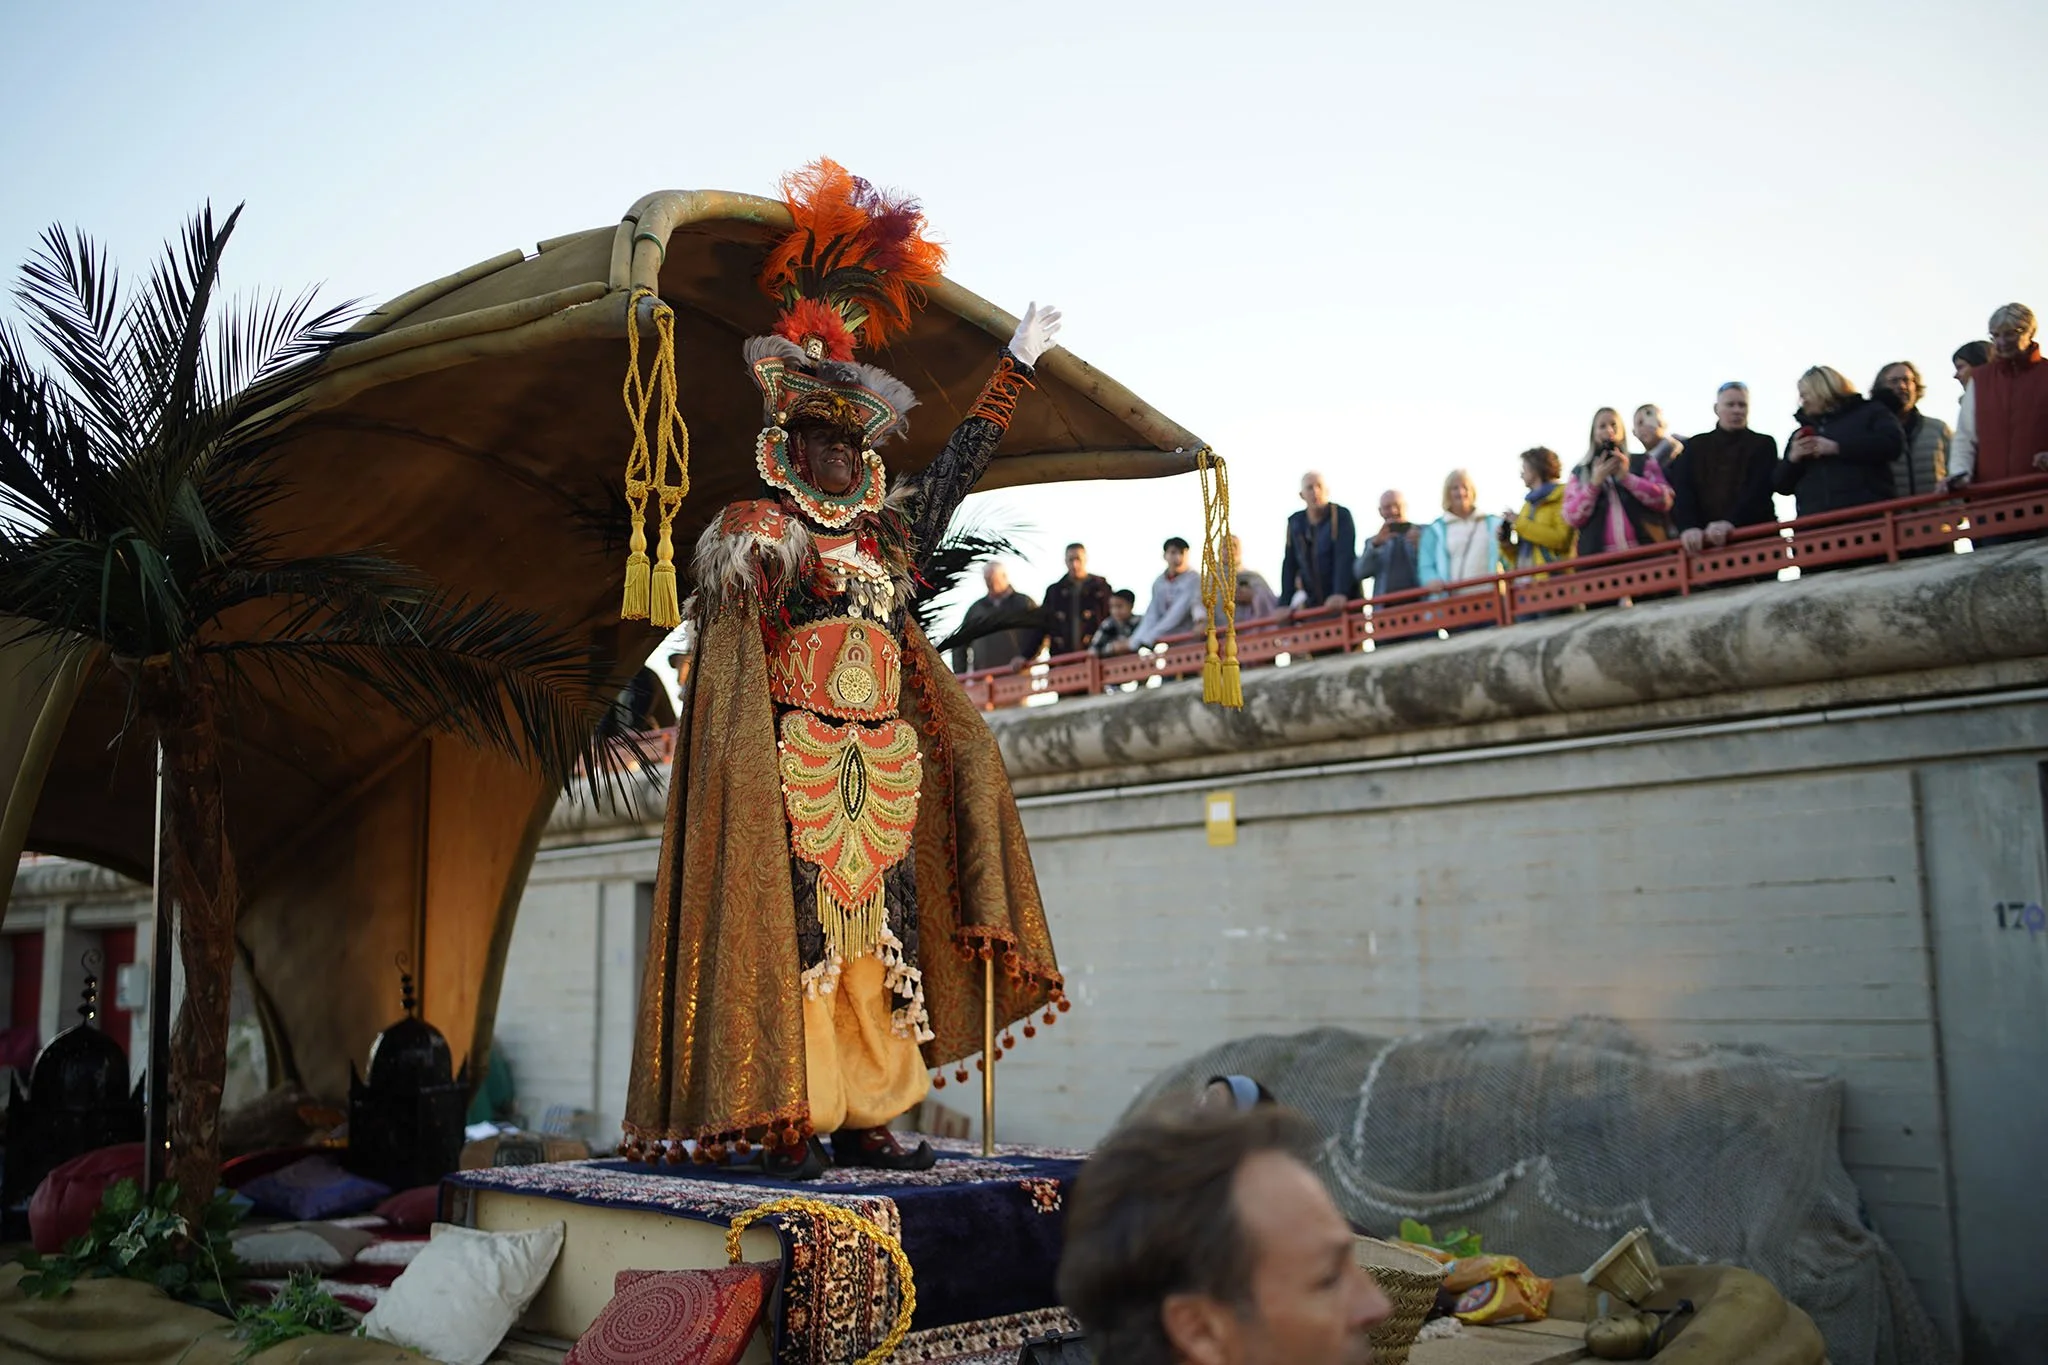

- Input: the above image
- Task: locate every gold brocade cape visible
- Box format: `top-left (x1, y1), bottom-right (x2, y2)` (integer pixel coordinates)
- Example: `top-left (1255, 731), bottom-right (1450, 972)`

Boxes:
top-left (624, 603), bottom-right (1062, 1149)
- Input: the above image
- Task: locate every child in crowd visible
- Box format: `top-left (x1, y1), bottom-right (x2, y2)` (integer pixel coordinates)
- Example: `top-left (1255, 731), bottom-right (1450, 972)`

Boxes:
top-left (1091, 589), bottom-right (1141, 655)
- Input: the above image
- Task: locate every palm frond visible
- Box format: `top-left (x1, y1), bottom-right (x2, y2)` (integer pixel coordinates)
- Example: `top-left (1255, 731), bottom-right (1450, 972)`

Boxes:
top-left (0, 324), bottom-right (95, 533)
top-left (914, 531), bottom-right (1018, 634)
top-left (932, 598), bottom-right (1046, 657)
top-left (191, 550), bottom-right (427, 621)
top-left (130, 205), bottom-right (237, 481)
top-left (13, 223), bottom-right (130, 456)
top-left (911, 507), bottom-right (1027, 639)
top-left (6, 203), bottom-right (637, 806)
top-left (203, 589), bottom-right (651, 799)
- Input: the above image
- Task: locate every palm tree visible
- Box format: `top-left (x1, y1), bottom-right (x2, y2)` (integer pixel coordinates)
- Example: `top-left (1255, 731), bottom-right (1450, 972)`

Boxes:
top-left (0, 204), bottom-right (634, 1216)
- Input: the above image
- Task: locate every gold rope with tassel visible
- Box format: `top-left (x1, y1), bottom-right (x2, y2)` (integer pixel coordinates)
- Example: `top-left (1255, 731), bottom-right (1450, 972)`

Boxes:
top-left (620, 287), bottom-right (692, 628)
top-left (1196, 447), bottom-right (1242, 707)
top-left (728, 1197), bottom-right (916, 1365)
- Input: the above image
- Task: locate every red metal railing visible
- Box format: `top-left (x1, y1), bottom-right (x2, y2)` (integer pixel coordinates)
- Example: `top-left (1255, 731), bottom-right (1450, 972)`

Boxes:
top-left (953, 475), bottom-right (2048, 710)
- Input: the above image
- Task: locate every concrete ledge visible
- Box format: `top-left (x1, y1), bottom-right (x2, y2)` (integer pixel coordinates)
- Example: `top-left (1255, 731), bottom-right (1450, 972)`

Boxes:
top-left (986, 543), bottom-right (2048, 793)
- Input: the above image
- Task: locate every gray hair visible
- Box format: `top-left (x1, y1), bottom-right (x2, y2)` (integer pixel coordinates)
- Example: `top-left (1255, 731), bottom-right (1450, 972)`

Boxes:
top-left (1989, 303), bottom-right (2036, 335)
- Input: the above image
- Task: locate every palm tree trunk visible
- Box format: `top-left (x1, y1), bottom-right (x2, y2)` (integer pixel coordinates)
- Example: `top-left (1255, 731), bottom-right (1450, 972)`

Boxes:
top-left (152, 688), bottom-right (239, 1221)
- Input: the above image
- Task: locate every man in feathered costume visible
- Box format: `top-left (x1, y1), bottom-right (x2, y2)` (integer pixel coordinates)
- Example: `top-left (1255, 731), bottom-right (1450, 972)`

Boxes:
top-left (623, 161), bottom-right (1069, 1179)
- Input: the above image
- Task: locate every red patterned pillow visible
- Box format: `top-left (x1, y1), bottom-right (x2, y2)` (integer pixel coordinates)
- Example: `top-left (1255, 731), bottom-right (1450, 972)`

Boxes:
top-left (565, 1263), bottom-right (778, 1365)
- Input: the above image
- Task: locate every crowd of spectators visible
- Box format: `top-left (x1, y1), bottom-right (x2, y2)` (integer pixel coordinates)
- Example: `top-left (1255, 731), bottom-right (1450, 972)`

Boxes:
top-left (951, 302), bottom-right (2048, 676)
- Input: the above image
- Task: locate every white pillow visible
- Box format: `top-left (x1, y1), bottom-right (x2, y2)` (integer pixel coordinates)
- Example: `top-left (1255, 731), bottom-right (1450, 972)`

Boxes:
top-left (360, 1221), bottom-right (565, 1365)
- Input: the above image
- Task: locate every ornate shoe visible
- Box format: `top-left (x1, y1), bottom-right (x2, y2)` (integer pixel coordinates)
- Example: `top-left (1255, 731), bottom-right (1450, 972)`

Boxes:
top-left (830, 1125), bottom-right (937, 1171)
top-left (764, 1136), bottom-right (831, 1181)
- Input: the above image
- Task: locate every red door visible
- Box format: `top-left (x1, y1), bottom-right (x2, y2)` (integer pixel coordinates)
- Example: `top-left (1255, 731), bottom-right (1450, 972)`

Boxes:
top-left (5, 931), bottom-right (43, 1072)
top-left (99, 927), bottom-right (136, 1060)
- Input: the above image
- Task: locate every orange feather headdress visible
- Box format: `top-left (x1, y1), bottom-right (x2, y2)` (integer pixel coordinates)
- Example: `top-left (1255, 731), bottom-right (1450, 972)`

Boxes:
top-left (760, 158), bottom-right (947, 362)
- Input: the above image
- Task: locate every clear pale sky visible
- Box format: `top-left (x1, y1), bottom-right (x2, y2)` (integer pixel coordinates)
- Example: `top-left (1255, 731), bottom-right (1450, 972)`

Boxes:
top-left (7, 0), bottom-right (2046, 647)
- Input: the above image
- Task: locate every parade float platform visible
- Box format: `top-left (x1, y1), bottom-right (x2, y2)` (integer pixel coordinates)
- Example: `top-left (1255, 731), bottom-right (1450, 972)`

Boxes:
top-left (442, 1138), bottom-right (1082, 1365)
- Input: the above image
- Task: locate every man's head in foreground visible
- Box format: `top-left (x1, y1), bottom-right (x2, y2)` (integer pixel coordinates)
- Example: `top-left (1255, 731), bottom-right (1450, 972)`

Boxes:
top-left (1059, 1107), bottom-right (1391, 1365)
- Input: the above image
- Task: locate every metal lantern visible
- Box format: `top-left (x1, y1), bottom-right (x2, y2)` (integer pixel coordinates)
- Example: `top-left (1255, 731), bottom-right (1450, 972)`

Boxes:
top-left (2, 959), bottom-right (144, 1235)
top-left (345, 960), bottom-right (469, 1194)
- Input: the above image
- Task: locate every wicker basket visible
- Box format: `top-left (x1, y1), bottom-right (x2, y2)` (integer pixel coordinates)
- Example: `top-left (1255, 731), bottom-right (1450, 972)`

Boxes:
top-left (1354, 1237), bottom-right (1448, 1365)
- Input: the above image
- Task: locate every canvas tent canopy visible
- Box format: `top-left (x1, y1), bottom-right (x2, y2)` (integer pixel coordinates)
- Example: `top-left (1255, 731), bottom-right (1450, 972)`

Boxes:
top-left (2, 185), bottom-right (1205, 1100)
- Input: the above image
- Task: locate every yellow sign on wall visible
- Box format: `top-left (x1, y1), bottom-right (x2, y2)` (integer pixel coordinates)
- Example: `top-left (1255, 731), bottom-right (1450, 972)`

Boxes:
top-left (1206, 790), bottom-right (1237, 847)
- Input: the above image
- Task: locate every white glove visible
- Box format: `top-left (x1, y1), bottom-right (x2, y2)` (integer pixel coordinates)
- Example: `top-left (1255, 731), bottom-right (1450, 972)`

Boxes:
top-left (1008, 302), bottom-right (1062, 367)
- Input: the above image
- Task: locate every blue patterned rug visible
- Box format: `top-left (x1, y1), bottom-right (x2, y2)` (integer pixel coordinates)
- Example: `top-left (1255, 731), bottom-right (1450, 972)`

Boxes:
top-left (446, 1137), bottom-right (1084, 1361)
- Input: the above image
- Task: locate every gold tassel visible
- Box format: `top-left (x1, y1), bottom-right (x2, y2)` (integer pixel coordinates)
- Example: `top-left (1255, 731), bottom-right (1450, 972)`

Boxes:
top-left (620, 287), bottom-right (692, 623)
top-left (1196, 448), bottom-right (1242, 708)
top-left (649, 521), bottom-right (681, 629)
top-left (817, 877), bottom-right (888, 964)
top-left (1219, 621), bottom-right (1243, 706)
top-left (621, 524), bottom-right (650, 620)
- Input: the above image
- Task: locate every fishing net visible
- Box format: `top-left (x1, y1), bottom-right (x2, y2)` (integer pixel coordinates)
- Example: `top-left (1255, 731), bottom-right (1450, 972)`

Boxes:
top-left (1126, 1020), bottom-right (1950, 1365)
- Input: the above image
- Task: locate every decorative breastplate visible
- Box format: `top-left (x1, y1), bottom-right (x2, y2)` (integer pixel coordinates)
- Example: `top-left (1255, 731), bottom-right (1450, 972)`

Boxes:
top-left (767, 617), bottom-right (901, 721)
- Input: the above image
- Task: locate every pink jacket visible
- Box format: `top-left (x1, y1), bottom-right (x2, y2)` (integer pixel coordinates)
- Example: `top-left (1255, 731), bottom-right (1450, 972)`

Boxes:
top-left (1563, 455), bottom-right (1675, 555)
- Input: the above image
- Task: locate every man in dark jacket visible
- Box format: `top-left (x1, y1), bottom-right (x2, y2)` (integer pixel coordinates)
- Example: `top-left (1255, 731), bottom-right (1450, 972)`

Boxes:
top-left (1040, 542), bottom-right (1114, 657)
top-left (1354, 488), bottom-right (1424, 597)
top-left (950, 561), bottom-right (1044, 673)
top-left (1671, 382), bottom-right (1781, 552)
top-left (1281, 470), bottom-right (1361, 610)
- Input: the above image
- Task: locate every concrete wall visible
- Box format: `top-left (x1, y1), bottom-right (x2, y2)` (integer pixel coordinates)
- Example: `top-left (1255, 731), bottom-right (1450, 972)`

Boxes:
top-left (490, 839), bottom-right (655, 1142)
top-left (998, 692), bottom-right (2048, 1352)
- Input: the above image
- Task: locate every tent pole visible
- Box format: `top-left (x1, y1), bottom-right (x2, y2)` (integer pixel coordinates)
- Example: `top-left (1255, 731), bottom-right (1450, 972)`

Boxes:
top-left (981, 955), bottom-right (995, 1157)
top-left (143, 743), bottom-right (172, 1193)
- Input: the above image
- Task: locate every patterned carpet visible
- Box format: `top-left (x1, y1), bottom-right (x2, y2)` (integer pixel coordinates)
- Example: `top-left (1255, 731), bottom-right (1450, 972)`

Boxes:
top-left (446, 1137), bottom-right (1086, 1365)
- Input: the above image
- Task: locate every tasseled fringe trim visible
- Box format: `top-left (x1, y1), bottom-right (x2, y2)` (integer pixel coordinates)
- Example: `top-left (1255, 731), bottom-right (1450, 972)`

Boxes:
top-left (618, 1108), bottom-right (815, 1165)
top-left (929, 929), bottom-right (1069, 1088)
top-left (800, 951), bottom-right (844, 998)
top-left (817, 877), bottom-right (888, 968)
top-left (875, 927), bottom-right (935, 1043)
top-left (800, 926), bottom-right (934, 1043)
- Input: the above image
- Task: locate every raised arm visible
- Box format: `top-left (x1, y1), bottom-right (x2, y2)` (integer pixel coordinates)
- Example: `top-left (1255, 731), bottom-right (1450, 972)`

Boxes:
top-left (908, 304), bottom-right (1062, 568)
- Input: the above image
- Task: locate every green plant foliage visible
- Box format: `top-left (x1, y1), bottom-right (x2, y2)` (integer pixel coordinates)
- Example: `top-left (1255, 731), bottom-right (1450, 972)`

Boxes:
top-left (232, 1270), bottom-right (358, 1361)
top-left (15, 1178), bottom-right (242, 1306)
top-left (1396, 1217), bottom-right (1483, 1259)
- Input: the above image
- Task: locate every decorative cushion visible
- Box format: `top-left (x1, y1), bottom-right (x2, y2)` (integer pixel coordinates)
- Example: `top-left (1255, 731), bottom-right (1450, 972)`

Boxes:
top-left (565, 1264), bottom-right (778, 1365)
top-left (240, 1155), bottom-right (390, 1221)
top-left (374, 1184), bottom-right (442, 1234)
top-left (28, 1143), bottom-right (146, 1254)
top-left (360, 1221), bottom-right (565, 1365)
top-left (231, 1221), bottom-right (377, 1273)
